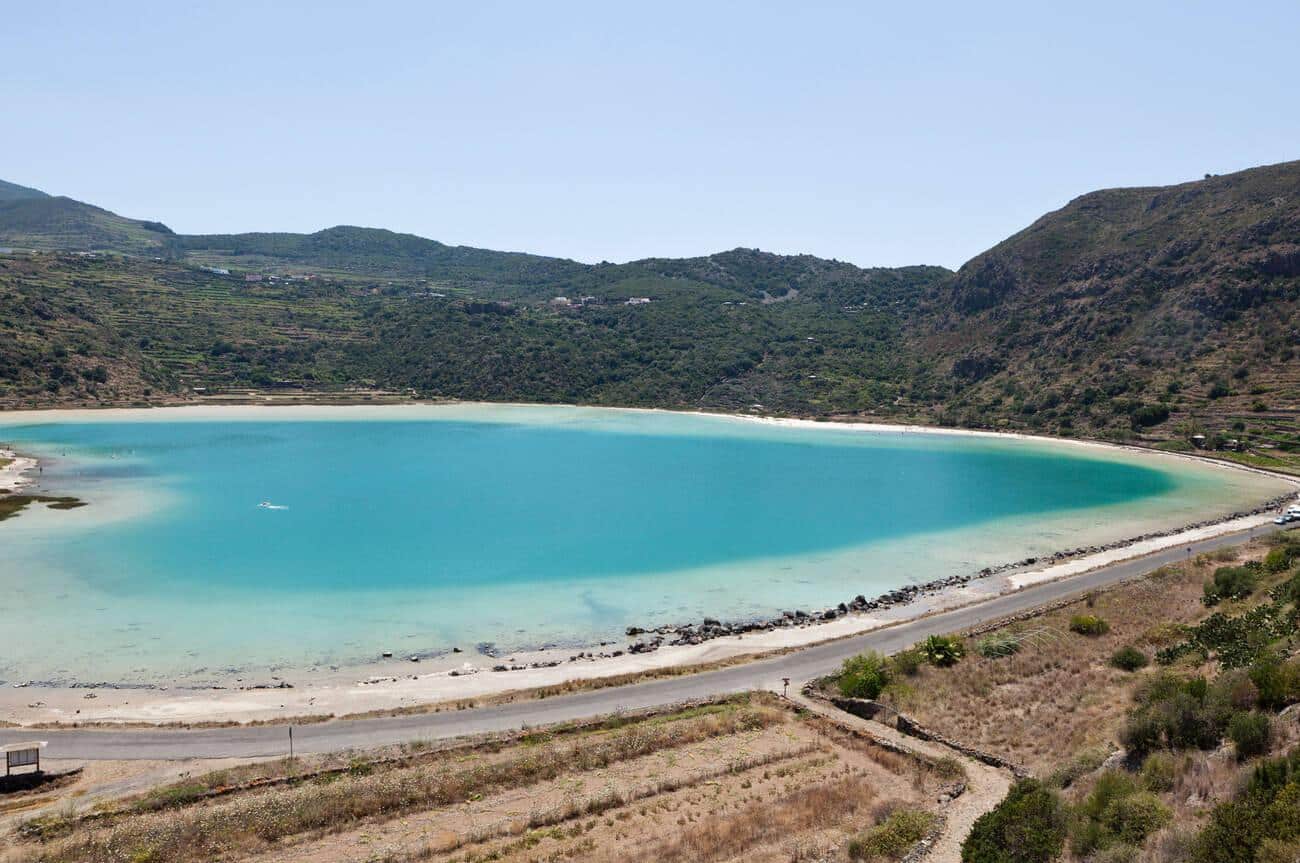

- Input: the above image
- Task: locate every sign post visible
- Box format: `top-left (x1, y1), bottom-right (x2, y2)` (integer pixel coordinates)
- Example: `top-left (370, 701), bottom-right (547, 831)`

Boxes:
top-left (4, 742), bottom-right (47, 776)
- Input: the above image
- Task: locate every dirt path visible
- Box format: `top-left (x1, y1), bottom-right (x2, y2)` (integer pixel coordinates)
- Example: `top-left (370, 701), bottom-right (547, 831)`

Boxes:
top-left (789, 691), bottom-right (1012, 863)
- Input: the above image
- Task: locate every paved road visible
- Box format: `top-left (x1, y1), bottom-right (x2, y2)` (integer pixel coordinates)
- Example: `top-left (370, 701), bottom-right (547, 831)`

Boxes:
top-left (2, 522), bottom-right (1280, 761)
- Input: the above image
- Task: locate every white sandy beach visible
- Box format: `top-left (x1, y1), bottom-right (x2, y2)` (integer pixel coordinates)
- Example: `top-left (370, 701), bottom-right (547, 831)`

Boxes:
top-left (0, 402), bottom-right (1296, 726)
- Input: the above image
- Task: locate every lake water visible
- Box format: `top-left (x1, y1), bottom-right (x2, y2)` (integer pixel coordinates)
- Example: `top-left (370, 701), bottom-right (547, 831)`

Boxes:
top-left (0, 404), bottom-right (1287, 684)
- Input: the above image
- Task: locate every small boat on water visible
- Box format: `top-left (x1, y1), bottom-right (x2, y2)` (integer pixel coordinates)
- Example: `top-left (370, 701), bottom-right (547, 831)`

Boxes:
top-left (258, 500), bottom-right (288, 510)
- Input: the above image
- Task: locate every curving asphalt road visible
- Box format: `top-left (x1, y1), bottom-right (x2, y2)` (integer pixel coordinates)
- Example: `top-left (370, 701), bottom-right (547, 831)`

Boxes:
top-left (1, 522), bottom-right (1280, 761)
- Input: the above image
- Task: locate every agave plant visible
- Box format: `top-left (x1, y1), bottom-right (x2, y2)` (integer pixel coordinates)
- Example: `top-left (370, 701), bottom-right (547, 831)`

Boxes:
top-left (920, 634), bottom-right (965, 667)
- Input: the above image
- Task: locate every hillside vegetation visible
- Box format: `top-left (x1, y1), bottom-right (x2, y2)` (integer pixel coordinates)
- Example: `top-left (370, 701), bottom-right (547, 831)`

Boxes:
top-left (913, 161), bottom-right (1300, 453)
top-left (0, 182), bottom-right (174, 256)
top-left (2, 160), bottom-right (1299, 467)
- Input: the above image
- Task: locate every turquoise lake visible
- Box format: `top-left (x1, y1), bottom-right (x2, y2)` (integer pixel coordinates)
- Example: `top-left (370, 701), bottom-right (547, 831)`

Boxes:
top-left (0, 405), bottom-right (1288, 684)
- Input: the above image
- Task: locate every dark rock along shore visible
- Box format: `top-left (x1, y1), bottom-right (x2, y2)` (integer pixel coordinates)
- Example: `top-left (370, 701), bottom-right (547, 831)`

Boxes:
top-left (609, 493), bottom-right (1294, 658)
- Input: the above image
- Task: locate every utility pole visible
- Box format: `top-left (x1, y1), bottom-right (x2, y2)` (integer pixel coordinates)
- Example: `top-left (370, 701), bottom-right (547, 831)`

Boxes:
top-left (289, 726), bottom-right (294, 760)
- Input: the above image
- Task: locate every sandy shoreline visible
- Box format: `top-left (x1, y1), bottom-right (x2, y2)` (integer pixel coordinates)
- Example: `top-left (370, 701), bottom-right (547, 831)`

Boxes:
top-left (0, 402), bottom-right (1296, 726)
top-left (0, 446), bottom-right (39, 493)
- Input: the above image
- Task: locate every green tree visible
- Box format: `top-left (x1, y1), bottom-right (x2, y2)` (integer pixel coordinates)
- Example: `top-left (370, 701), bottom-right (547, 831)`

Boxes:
top-left (962, 779), bottom-right (1067, 863)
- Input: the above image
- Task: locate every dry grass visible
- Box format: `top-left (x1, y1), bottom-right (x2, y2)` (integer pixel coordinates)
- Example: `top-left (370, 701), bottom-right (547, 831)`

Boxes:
top-left (5, 694), bottom-right (941, 863)
top-left (880, 537), bottom-right (1286, 774)
top-left (610, 774), bottom-right (884, 863)
top-left (16, 702), bottom-right (786, 863)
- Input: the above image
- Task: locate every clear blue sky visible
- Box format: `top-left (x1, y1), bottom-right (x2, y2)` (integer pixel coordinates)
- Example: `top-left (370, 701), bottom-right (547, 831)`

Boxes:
top-left (4, 1), bottom-right (1298, 269)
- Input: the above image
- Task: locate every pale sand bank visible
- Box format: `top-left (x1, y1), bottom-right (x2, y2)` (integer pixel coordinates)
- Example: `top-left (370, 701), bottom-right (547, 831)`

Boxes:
top-left (0, 447), bottom-right (39, 492)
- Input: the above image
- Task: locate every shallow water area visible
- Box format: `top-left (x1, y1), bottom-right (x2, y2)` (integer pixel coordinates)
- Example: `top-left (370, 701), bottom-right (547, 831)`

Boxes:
top-left (0, 403), bottom-right (1290, 685)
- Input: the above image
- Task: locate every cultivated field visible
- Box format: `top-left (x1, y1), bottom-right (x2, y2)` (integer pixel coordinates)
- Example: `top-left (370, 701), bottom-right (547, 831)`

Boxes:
top-left (2, 695), bottom-right (956, 863)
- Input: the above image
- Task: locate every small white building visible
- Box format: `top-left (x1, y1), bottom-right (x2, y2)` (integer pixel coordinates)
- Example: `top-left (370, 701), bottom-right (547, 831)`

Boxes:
top-left (625, 297), bottom-right (651, 305)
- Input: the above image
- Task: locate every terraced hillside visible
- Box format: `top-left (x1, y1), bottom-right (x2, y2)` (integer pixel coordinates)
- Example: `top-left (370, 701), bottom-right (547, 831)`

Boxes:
top-left (3, 696), bottom-right (960, 863)
top-left (0, 254), bottom-right (370, 403)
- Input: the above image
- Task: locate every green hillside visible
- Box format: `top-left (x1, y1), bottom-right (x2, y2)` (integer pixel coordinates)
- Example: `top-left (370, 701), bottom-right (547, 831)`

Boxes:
top-left (0, 179), bottom-right (50, 202)
top-left (911, 159), bottom-right (1300, 461)
top-left (0, 249), bottom-right (946, 414)
top-left (2, 160), bottom-right (1299, 470)
top-left (0, 193), bottom-right (174, 254)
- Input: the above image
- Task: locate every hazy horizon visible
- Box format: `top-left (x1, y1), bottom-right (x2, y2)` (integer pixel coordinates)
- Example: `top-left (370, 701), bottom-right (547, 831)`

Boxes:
top-left (6, 1), bottom-right (1299, 269)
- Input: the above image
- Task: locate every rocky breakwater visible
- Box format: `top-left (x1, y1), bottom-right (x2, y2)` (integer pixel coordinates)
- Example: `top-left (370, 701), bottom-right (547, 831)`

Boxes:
top-left (619, 572), bottom-right (978, 656)
top-left (615, 492), bottom-right (1297, 657)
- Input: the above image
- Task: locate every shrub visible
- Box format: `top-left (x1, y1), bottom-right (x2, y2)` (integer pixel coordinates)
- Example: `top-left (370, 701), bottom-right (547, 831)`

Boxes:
top-left (1214, 670), bottom-right (1260, 711)
top-left (1077, 771), bottom-right (1138, 823)
top-left (977, 632), bottom-right (1022, 659)
top-left (1088, 845), bottom-right (1139, 863)
top-left (1130, 403), bottom-right (1170, 428)
top-left (1069, 614), bottom-right (1110, 636)
top-left (1103, 791), bottom-right (1172, 845)
top-left (962, 779), bottom-right (1067, 863)
top-left (838, 651), bottom-right (892, 700)
top-left (889, 647), bottom-right (924, 677)
top-left (919, 634), bottom-right (966, 667)
top-left (1161, 691), bottom-right (1228, 750)
top-left (1143, 621), bottom-right (1186, 646)
top-left (1263, 546), bottom-right (1293, 573)
top-left (1140, 752), bottom-right (1180, 792)
top-left (1072, 772), bottom-right (1171, 856)
top-left (1228, 712), bottom-right (1272, 760)
top-left (1258, 839), bottom-right (1300, 863)
top-left (1275, 570), bottom-right (1300, 605)
top-left (1110, 646), bottom-right (1149, 672)
top-left (1119, 711), bottom-right (1165, 759)
top-left (1047, 748), bottom-right (1108, 789)
top-left (1249, 653), bottom-right (1300, 711)
top-left (1203, 565), bottom-right (1259, 605)
top-left (1121, 674), bottom-right (1232, 756)
top-left (1191, 746), bottom-right (1300, 863)
top-left (847, 808), bottom-right (936, 860)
